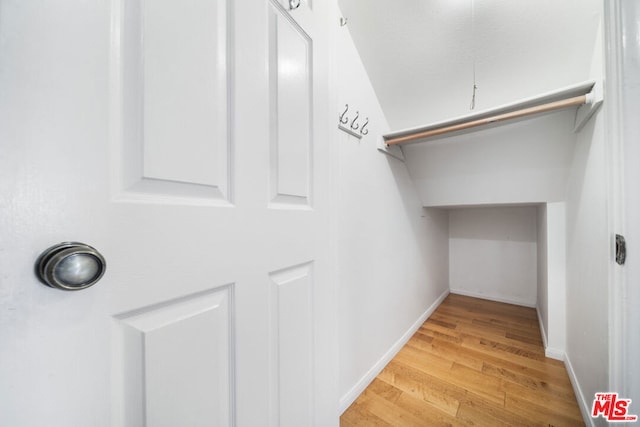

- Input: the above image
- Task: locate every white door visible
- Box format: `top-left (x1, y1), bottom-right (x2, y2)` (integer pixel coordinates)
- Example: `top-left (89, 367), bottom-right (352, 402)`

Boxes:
top-left (0, 0), bottom-right (336, 426)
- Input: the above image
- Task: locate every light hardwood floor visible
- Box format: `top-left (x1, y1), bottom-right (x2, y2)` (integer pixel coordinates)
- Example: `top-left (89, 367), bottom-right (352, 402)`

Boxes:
top-left (340, 294), bottom-right (585, 426)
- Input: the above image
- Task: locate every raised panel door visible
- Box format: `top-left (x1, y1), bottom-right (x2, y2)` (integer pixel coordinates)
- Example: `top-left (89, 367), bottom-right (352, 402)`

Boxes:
top-left (0, 0), bottom-right (335, 425)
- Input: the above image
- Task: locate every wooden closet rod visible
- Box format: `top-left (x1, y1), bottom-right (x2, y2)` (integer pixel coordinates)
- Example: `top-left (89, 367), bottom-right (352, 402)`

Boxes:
top-left (385, 94), bottom-right (588, 146)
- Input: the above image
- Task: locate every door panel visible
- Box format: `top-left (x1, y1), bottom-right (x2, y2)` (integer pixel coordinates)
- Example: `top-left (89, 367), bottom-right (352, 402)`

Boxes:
top-left (114, 0), bottom-right (232, 204)
top-left (142, 0), bottom-right (229, 189)
top-left (269, 3), bottom-right (312, 207)
top-left (269, 262), bottom-right (314, 427)
top-left (113, 285), bottom-right (234, 427)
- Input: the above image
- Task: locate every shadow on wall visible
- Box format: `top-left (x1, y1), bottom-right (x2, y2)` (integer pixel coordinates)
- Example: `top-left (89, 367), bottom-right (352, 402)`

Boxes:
top-left (565, 112), bottom-right (597, 242)
top-left (448, 205), bottom-right (539, 243)
top-left (382, 153), bottom-right (449, 276)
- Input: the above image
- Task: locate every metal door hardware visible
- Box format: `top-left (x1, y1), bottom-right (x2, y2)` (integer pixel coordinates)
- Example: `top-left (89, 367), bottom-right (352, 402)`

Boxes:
top-left (616, 234), bottom-right (626, 266)
top-left (36, 242), bottom-right (106, 290)
top-left (289, 0), bottom-right (300, 10)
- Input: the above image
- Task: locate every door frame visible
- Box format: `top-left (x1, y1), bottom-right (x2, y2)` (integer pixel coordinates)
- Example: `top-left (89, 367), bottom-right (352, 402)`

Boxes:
top-left (604, 0), bottom-right (639, 400)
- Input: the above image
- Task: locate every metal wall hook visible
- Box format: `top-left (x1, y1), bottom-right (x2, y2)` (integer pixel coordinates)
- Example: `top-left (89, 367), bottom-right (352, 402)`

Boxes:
top-left (339, 104), bottom-right (349, 124)
top-left (360, 118), bottom-right (369, 135)
top-left (338, 104), bottom-right (369, 140)
top-left (289, 0), bottom-right (301, 10)
top-left (340, 17), bottom-right (348, 27)
top-left (350, 111), bottom-right (360, 130)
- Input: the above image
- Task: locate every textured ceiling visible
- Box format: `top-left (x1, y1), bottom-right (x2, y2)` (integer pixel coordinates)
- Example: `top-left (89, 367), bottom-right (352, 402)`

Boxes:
top-left (338, 0), bottom-right (603, 130)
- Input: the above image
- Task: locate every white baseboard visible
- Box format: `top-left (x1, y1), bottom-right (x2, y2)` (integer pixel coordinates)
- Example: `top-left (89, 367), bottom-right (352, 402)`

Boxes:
top-left (535, 306), bottom-right (565, 361)
top-left (564, 353), bottom-right (594, 426)
top-left (545, 347), bottom-right (565, 361)
top-left (536, 306), bottom-right (549, 349)
top-left (449, 289), bottom-right (536, 308)
top-left (338, 289), bottom-right (449, 414)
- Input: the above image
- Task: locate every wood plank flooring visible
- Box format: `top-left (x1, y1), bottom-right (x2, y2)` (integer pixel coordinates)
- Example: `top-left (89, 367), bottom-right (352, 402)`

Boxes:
top-left (340, 294), bottom-right (584, 426)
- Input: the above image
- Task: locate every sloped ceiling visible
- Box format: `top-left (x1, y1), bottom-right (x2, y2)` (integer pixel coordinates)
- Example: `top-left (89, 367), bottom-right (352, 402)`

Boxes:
top-left (337, 0), bottom-right (603, 130)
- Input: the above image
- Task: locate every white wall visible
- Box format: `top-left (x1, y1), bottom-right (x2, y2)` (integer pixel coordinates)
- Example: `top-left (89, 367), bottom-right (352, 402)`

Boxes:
top-left (536, 202), bottom-right (567, 361)
top-left (449, 206), bottom-right (537, 307)
top-left (565, 110), bottom-right (609, 425)
top-left (402, 112), bottom-right (578, 207)
top-left (536, 204), bottom-right (548, 339)
top-left (334, 15), bottom-right (450, 412)
top-left (545, 202), bottom-right (567, 359)
top-left (338, 0), bottom-right (603, 130)
top-left (564, 18), bottom-right (609, 421)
